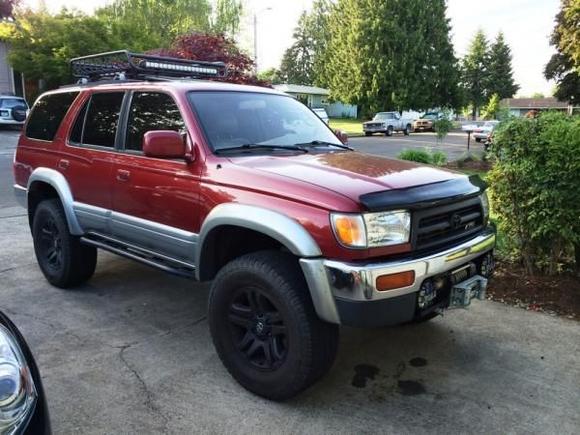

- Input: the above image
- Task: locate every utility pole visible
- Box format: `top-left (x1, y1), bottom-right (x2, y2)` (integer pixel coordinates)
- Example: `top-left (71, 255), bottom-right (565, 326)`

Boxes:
top-left (253, 7), bottom-right (272, 74)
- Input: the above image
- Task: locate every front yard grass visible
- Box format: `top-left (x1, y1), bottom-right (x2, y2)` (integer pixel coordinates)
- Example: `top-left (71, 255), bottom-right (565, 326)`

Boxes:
top-left (329, 118), bottom-right (363, 136)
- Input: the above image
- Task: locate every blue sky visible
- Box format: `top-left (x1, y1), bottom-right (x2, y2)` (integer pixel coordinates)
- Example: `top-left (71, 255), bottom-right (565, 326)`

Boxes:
top-left (25, 0), bottom-right (560, 96)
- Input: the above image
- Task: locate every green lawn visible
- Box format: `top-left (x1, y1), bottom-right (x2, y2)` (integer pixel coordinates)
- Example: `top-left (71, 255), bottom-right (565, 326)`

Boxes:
top-left (329, 118), bottom-right (363, 136)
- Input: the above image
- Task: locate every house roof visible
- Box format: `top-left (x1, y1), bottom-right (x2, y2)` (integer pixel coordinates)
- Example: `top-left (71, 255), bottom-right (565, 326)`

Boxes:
top-left (273, 84), bottom-right (330, 96)
top-left (501, 97), bottom-right (571, 109)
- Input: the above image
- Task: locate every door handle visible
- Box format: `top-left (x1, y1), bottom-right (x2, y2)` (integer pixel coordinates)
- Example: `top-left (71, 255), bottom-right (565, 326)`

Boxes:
top-left (58, 159), bottom-right (69, 170)
top-left (116, 169), bottom-right (130, 182)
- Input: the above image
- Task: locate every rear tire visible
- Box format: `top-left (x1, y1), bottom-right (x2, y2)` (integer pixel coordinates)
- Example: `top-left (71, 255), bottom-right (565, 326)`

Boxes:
top-left (475, 137), bottom-right (482, 143)
top-left (365, 132), bottom-right (372, 136)
top-left (208, 250), bottom-right (339, 401)
top-left (32, 199), bottom-right (97, 288)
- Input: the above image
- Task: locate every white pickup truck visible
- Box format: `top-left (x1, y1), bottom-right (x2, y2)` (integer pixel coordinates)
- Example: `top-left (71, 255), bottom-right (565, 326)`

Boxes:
top-left (363, 111), bottom-right (413, 136)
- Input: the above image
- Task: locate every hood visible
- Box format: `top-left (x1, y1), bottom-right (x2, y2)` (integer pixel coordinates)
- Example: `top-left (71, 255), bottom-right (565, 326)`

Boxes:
top-left (228, 151), bottom-right (463, 206)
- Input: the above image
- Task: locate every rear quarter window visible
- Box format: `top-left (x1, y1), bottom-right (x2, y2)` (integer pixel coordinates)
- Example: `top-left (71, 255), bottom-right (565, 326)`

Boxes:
top-left (25, 92), bottom-right (79, 141)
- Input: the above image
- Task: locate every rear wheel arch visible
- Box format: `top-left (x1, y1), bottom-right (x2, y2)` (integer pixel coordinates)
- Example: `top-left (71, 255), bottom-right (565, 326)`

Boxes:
top-left (27, 168), bottom-right (83, 235)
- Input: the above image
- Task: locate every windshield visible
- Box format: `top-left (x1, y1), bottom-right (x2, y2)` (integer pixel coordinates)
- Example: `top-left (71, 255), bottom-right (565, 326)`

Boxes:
top-left (484, 121), bottom-right (498, 127)
top-left (373, 113), bottom-right (394, 120)
top-left (188, 91), bottom-right (342, 152)
top-left (421, 113), bottom-right (438, 120)
top-left (0, 98), bottom-right (26, 109)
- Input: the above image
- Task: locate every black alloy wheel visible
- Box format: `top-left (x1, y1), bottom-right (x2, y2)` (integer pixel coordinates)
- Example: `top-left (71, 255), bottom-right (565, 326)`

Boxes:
top-left (228, 287), bottom-right (287, 371)
top-left (37, 215), bottom-right (64, 273)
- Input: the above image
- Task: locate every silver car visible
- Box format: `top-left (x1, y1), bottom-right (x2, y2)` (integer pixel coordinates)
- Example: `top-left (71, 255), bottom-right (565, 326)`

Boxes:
top-left (473, 121), bottom-right (499, 142)
top-left (0, 95), bottom-right (29, 127)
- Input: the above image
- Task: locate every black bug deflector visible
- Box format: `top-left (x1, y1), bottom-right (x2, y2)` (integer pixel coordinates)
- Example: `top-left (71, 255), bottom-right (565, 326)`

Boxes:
top-left (359, 175), bottom-right (487, 212)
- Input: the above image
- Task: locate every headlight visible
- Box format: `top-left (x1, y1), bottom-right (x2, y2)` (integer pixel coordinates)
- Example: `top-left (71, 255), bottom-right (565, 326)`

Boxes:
top-left (480, 191), bottom-right (490, 223)
top-left (331, 210), bottom-right (411, 248)
top-left (0, 325), bottom-right (37, 434)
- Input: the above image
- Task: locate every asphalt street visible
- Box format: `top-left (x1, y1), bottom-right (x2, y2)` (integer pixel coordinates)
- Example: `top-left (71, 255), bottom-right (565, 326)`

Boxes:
top-left (0, 128), bottom-right (579, 434)
top-left (348, 131), bottom-right (485, 161)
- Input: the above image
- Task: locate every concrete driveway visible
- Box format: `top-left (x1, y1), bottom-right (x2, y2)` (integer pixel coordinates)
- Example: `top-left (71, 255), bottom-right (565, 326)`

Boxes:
top-left (1, 204), bottom-right (579, 434)
top-left (1, 129), bottom-right (579, 434)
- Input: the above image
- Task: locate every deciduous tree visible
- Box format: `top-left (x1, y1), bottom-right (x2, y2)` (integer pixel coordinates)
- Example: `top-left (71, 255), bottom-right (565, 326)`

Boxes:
top-left (157, 32), bottom-right (267, 86)
top-left (544, 0), bottom-right (580, 103)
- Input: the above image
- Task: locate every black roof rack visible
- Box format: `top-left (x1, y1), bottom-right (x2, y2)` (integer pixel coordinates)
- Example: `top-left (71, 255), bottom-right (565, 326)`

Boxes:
top-left (70, 50), bottom-right (227, 83)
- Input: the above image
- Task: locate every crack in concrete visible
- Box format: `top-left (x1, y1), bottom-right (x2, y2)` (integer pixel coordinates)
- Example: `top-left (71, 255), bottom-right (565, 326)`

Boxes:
top-left (0, 213), bottom-right (27, 219)
top-left (117, 341), bottom-right (170, 432)
top-left (112, 315), bottom-right (207, 432)
top-left (0, 263), bottom-right (37, 275)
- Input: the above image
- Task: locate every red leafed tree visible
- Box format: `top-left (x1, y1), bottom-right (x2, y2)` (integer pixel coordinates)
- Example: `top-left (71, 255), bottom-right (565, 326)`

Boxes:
top-left (0, 0), bottom-right (19, 20)
top-left (151, 32), bottom-right (270, 87)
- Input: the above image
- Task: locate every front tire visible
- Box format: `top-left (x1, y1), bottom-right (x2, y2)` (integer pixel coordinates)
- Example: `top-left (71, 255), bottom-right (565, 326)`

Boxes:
top-left (365, 132), bottom-right (372, 136)
top-left (208, 251), bottom-right (339, 401)
top-left (385, 126), bottom-right (394, 136)
top-left (32, 199), bottom-right (97, 288)
top-left (404, 124), bottom-right (411, 135)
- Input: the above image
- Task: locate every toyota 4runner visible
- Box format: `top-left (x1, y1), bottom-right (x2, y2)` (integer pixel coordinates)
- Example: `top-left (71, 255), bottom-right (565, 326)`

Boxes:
top-left (13, 51), bottom-right (495, 401)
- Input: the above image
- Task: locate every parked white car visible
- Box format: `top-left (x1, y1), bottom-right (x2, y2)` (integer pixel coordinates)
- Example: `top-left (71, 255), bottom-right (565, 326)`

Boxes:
top-left (312, 108), bottom-right (329, 124)
top-left (473, 120), bottom-right (499, 142)
top-left (363, 111), bottom-right (413, 136)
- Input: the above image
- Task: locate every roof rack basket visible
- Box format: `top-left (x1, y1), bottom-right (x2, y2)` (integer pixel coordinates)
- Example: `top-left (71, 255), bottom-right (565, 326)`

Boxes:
top-left (70, 50), bottom-right (227, 82)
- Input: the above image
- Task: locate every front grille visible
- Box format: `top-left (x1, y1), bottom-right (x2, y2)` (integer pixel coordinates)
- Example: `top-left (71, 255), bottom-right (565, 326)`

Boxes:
top-left (412, 196), bottom-right (483, 252)
top-left (366, 123), bottom-right (382, 128)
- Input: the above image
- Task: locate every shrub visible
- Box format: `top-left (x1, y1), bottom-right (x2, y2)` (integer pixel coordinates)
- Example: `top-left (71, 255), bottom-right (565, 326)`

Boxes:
top-left (430, 150), bottom-right (447, 166)
top-left (488, 112), bottom-right (580, 275)
top-left (433, 117), bottom-right (454, 143)
top-left (398, 149), bottom-right (446, 166)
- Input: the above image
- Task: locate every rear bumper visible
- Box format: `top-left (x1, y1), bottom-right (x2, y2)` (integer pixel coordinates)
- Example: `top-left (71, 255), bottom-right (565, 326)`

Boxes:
top-left (300, 227), bottom-right (496, 326)
top-left (0, 118), bottom-right (24, 125)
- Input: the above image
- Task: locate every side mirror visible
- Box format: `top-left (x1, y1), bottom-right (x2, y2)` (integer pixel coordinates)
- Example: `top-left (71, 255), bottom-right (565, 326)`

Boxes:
top-left (142, 130), bottom-right (186, 159)
top-left (334, 129), bottom-right (349, 145)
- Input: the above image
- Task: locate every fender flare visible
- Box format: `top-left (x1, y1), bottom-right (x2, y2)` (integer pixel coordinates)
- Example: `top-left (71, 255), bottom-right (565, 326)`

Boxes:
top-left (196, 203), bottom-right (322, 275)
top-left (27, 168), bottom-right (84, 235)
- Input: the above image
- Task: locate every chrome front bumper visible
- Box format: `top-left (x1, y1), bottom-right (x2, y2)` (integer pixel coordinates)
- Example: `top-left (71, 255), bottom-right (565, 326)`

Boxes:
top-left (300, 228), bottom-right (496, 324)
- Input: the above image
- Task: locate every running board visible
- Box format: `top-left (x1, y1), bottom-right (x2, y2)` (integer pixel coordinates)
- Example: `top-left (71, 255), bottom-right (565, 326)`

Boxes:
top-left (81, 235), bottom-right (196, 279)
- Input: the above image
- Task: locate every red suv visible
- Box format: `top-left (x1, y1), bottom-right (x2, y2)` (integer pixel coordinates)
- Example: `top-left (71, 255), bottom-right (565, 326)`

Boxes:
top-left (13, 51), bottom-right (495, 400)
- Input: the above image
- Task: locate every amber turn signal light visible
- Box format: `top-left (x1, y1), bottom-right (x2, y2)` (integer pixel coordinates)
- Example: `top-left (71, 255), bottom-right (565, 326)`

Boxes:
top-left (376, 270), bottom-right (415, 291)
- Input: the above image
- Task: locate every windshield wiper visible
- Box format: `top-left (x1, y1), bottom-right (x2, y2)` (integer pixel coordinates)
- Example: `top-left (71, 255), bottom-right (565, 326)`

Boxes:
top-left (214, 144), bottom-right (309, 154)
top-left (293, 140), bottom-right (352, 151)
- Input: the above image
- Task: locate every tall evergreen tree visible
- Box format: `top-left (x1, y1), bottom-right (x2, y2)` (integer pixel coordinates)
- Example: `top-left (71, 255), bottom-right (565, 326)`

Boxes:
top-left (308, 0), bottom-right (333, 88)
top-left (461, 30), bottom-right (489, 119)
top-left (325, 0), bottom-right (461, 116)
top-left (487, 32), bottom-right (519, 98)
top-left (278, 11), bottom-right (314, 85)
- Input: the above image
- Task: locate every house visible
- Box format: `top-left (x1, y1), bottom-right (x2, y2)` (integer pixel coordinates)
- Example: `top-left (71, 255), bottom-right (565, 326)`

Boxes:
top-left (501, 97), bottom-right (578, 117)
top-left (0, 41), bottom-right (25, 98)
top-left (273, 84), bottom-right (357, 118)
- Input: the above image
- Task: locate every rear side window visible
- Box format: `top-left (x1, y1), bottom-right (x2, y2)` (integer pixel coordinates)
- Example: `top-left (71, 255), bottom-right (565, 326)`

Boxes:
top-left (125, 92), bottom-right (185, 152)
top-left (70, 92), bottom-right (125, 148)
top-left (26, 92), bottom-right (79, 141)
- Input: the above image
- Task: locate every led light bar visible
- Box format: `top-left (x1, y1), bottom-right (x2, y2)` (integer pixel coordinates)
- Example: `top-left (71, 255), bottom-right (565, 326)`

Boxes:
top-left (70, 50), bottom-right (227, 82)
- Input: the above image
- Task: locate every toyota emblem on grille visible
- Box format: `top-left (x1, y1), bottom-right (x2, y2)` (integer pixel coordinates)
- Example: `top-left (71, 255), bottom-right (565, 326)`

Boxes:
top-left (451, 213), bottom-right (462, 229)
